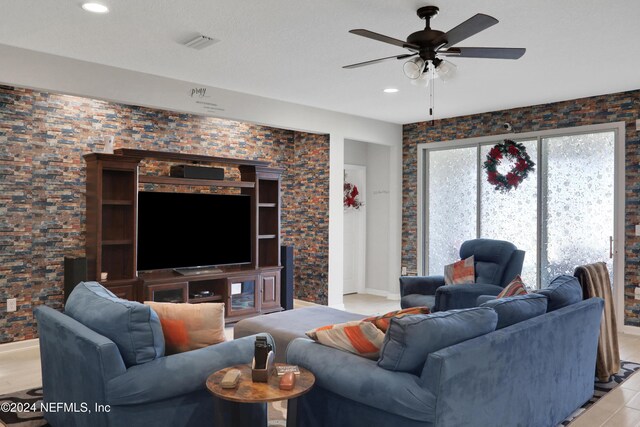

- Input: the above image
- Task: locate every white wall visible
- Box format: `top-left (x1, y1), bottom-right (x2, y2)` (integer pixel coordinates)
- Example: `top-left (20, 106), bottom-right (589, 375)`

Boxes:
top-left (366, 144), bottom-right (396, 297)
top-left (344, 140), bottom-right (368, 166)
top-left (0, 44), bottom-right (403, 309)
top-left (344, 140), bottom-right (400, 300)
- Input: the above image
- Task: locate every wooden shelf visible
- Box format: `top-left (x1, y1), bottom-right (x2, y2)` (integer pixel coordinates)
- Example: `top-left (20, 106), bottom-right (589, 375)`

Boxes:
top-left (114, 148), bottom-right (271, 167)
top-left (139, 264), bottom-right (262, 284)
top-left (188, 295), bottom-right (223, 304)
top-left (100, 278), bottom-right (139, 286)
top-left (102, 239), bottom-right (133, 246)
top-left (103, 199), bottom-right (133, 206)
top-left (86, 149), bottom-right (283, 322)
top-left (139, 175), bottom-right (255, 188)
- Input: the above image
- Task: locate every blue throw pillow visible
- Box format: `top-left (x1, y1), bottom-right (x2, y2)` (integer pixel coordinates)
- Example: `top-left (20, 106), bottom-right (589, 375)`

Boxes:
top-left (536, 275), bottom-right (582, 312)
top-left (65, 282), bottom-right (165, 367)
top-left (480, 294), bottom-right (548, 329)
top-left (377, 307), bottom-right (497, 374)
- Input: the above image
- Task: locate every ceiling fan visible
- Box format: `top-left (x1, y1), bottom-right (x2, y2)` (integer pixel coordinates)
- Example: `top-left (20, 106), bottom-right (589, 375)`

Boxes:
top-left (343, 6), bottom-right (525, 85)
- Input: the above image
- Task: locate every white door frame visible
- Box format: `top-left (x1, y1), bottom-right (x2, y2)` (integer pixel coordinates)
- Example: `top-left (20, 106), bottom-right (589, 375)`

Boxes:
top-left (417, 122), bottom-right (627, 333)
top-left (343, 164), bottom-right (367, 294)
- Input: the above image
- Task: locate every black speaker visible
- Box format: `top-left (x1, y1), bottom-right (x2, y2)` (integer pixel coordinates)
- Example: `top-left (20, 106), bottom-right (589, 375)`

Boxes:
top-left (170, 164), bottom-right (224, 180)
top-left (280, 246), bottom-right (294, 311)
top-left (64, 256), bottom-right (87, 303)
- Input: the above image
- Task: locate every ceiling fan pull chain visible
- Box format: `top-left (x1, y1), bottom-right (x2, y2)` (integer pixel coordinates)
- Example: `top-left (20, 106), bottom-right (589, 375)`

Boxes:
top-left (430, 65), bottom-right (435, 126)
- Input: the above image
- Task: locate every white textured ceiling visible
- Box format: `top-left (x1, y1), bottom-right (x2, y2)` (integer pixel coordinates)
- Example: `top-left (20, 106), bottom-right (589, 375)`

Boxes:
top-left (0, 0), bottom-right (638, 124)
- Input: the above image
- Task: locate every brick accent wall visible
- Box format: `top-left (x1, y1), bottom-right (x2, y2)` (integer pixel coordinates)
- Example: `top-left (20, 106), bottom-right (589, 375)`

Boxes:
top-left (402, 89), bottom-right (640, 325)
top-left (282, 132), bottom-right (330, 304)
top-left (0, 85), bottom-right (329, 343)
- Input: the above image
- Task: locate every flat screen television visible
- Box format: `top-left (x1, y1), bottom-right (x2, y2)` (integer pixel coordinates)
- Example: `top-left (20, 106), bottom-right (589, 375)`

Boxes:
top-left (137, 191), bottom-right (251, 272)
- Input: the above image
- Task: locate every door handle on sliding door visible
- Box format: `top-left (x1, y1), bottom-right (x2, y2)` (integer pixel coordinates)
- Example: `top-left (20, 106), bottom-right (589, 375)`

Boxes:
top-left (609, 236), bottom-right (613, 259)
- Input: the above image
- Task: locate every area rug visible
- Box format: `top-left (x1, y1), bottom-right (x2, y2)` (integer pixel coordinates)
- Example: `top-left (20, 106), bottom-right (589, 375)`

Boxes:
top-left (0, 388), bottom-right (287, 427)
top-left (1, 362), bottom-right (638, 427)
top-left (561, 360), bottom-right (640, 425)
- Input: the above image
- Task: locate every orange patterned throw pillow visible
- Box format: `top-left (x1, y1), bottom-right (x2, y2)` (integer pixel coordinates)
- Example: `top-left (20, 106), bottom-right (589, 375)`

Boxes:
top-left (362, 307), bottom-right (431, 332)
top-left (496, 275), bottom-right (529, 298)
top-left (305, 321), bottom-right (385, 359)
top-left (144, 302), bottom-right (226, 355)
top-left (444, 255), bottom-right (475, 285)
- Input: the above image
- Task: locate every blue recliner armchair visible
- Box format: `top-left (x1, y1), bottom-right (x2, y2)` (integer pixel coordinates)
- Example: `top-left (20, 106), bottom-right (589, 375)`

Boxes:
top-left (399, 238), bottom-right (525, 312)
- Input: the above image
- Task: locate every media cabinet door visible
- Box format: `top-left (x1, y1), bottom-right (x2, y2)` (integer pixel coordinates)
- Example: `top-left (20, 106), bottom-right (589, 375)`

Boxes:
top-left (260, 271), bottom-right (281, 311)
top-left (226, 275), bottom-right (259, 318)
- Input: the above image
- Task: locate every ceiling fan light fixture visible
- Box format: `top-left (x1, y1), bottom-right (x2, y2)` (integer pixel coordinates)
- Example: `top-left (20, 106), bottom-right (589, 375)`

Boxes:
top-left (403, 58), bottom-right (426, 79)
top-left (435, 59), bottom-right (457, 81)
top-left (410, 73), bottom-right (430, 87)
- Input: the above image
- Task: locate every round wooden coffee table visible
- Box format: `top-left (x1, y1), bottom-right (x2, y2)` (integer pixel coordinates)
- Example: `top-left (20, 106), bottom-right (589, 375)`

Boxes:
top-left (207, 363), bottom-right (315, 427)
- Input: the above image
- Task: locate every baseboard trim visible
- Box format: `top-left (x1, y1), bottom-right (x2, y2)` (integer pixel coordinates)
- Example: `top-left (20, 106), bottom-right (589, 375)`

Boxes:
top-left (293, 299), bottom-right (319, 308)
top-left (362, 288), bottom-right (387, 297)
top-left (621, 325), bottom-right (640, 336)
top-left (386, 293), bottom-right (401, 301)
top-left (0, 338), bottom-right (39, 354)
top-left (363, 288), bottom-right (401, 301)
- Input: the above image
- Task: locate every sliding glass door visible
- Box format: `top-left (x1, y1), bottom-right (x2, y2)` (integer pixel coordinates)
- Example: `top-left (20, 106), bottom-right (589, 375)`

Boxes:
top-left (423, 128), bottom-right (617, 289)
top-left (427, 147), bottom-right (477, 275)
top-left (479, 139), bottom-right (538, 285)
top-left (540, 132), bottom-right (615, 285)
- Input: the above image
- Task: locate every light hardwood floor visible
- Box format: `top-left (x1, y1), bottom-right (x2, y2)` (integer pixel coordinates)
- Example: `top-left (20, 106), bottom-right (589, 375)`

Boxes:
top-left (2, 294), bottom-right (640, 426)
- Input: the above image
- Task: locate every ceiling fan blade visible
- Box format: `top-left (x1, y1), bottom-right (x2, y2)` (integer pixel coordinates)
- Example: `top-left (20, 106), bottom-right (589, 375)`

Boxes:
top-left (343, 53), bottom-right (417, 69)
top-left (440, 47), bottom-right (526, 59)
top-left (349, 29), bottom-right (420, 51)
top-left (435, 14), bottom-right (499, 49)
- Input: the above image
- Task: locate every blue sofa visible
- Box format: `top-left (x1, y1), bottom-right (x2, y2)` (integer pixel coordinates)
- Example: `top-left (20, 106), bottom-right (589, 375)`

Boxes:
top-left (287, 277), bottom-right (603, 427)
top-left (400, 239), bottom-right (525, 312)
top-left (35, 282), bottom-right (272, 427)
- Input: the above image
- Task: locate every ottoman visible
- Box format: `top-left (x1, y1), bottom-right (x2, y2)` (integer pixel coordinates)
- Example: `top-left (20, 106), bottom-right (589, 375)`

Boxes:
top-left (234, 306), bottom-right (366, 362)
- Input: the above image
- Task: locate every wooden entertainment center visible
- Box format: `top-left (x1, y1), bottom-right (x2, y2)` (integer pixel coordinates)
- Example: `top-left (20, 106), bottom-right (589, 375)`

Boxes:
top-left (84, 149), bottom-right (284, 323)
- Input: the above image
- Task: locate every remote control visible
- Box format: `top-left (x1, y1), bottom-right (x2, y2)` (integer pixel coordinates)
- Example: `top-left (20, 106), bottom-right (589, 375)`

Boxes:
top-left (220, 369), bottom-right (241, 389)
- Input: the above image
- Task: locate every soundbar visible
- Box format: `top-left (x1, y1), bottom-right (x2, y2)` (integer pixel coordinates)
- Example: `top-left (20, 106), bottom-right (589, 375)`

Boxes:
top-left (170, 164), bottom-right (224, 180)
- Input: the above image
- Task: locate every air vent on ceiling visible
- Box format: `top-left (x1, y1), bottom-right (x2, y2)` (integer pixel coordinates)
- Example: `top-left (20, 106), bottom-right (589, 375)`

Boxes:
top-left (184, 35), bottom-right (219, 50)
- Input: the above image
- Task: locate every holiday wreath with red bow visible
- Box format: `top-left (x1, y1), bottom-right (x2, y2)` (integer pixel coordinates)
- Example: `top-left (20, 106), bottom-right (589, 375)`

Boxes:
top-left (483, 139), bottom-right (535, 192)
top-left (344, 182), bottom-right (364, 209)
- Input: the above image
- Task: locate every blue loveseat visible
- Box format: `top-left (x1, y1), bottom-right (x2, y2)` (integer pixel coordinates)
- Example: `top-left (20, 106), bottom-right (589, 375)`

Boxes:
top-left (35, 282), bottom-right (272, 427)
top-left (287, 276), bottom-right (603, 427)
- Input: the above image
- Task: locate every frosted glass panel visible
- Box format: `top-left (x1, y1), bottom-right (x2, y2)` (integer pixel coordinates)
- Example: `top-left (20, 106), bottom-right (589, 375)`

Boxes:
top-left (541, 132), bottom-right (615, 285)
top-left (480, 140), bottom-right (538, 288)
top-left (427, 147), bottom-right (477, 275)
top-left (424, 130), bottom-right (616, 290)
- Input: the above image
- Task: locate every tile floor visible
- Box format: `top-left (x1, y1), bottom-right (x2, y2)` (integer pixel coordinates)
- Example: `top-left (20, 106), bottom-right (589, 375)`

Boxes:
top-left (571, 331), bottom-right (640, 427)
top-left (1, 294), bottom-right (640, 426)
top-left (0, 344), bottom-right (42, 395)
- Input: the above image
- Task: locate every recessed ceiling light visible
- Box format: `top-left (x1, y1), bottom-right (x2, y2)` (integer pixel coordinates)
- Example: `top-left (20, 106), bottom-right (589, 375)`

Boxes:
top-left (82, 3), bottom-right (109, 13)
top-left (383, 88), bottom-right (399, 93)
